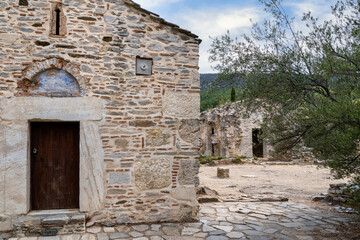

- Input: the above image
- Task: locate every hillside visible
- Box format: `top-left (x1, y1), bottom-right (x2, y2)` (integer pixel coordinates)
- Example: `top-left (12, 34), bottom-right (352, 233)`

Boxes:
top-left (200, 73), bottom-right (218, 90)
top-left (200, 73), bottom-right (242, 112)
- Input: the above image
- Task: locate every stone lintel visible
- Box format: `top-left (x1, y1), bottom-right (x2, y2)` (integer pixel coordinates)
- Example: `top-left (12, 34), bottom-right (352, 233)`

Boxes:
top-left (0, 97), bottom-right (103, 121)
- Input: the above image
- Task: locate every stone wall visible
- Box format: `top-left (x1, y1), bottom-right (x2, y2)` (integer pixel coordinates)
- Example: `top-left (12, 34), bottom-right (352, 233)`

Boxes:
top-left (0, 0), bottom-right (200, 232)
top-left (200, 102), bottom-right (271, 158)
top-left (200, 102), bottom-right (317, 162)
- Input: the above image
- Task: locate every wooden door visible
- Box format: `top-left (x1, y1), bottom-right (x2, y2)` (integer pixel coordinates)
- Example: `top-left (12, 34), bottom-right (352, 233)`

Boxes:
top-left (31, 122), bottom-right (79, 210)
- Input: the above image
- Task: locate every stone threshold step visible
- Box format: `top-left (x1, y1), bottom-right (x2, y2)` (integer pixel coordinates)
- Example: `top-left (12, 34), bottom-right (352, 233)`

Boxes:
top-left (13, 210), bottom-right (86, 237)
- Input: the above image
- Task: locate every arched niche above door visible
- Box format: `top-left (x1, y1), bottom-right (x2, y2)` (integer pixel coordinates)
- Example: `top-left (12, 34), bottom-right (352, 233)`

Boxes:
top-left (18, 58), bottom-right (87, 97)
top-left (31, 68), bottom-right (81, 97)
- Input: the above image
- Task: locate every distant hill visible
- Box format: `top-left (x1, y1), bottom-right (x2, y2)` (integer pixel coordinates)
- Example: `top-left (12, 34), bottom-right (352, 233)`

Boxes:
top-left (200, 73), bottom-right (218, 90)
top-left (200, 73), bottom-right (243, 112)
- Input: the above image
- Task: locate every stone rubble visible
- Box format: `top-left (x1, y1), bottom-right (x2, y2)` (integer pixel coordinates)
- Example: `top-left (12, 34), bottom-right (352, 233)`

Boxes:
top-left (217, 168), bottom-right (230, 179)
top-left (327, 183), bottom-right (359, 205)
top-left (312, 183), bottom-right (360, 214)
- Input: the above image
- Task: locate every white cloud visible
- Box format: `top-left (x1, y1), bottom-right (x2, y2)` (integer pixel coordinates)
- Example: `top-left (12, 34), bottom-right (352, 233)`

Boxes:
top-left (181, 1), bottom-right (337, 73)
top-left (134, 0), bottom-right (180, 8)
top-left (284, 0), bottom-right (337, 20)
top-left (283, 0), bottom-right (338, 39)
top-left (178, 7), bottom-right (263, 73)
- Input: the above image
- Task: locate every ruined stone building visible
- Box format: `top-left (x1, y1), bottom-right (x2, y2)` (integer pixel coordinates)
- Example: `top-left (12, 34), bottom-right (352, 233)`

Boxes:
top-left (0, 0), bottom-right (201, 236)
top-left (200, 102), bottom-right (272, 158)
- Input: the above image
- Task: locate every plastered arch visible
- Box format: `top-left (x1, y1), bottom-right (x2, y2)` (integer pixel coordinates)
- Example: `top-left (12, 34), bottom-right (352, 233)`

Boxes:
top-left (18, 58), bottom-right (87, 96)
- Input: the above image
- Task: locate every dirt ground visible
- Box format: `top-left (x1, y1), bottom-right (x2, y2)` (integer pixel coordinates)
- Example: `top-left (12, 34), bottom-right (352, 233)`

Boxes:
top-left (199, 164), bottom-right (350, 207)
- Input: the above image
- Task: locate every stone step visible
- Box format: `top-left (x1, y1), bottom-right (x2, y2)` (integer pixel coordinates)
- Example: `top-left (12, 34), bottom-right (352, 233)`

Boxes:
top-left (13, 211), bottom-right (86, 237)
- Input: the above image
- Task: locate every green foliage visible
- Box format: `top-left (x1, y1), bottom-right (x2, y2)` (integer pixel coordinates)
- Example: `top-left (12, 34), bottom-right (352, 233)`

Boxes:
top-left (199, 155), bottom-right (247, 165)
top-left (230, 87), bottom-right (236, 102)
top-left (231, 155), bottom-right (246, 164)
top-left (199, 156), bottom-right (224, 165)
top-left (200, 74), bottom-right (244, 112)
top-left (209, 0), bottom-right (360, 181)
top-left (200, 87), bottom-right (232, 112)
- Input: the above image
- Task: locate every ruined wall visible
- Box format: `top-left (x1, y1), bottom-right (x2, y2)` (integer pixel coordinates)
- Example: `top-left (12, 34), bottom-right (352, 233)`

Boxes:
top-left (200, 102), bottom-right (271, 158)
top-left (0, 0), bottom-right (200, 230)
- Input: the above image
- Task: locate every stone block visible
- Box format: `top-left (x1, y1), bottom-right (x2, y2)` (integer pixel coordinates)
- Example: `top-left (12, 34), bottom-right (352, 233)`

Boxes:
top-left (178, 119), bottom-right (200, 144)
top-left (107, 189), bottom-right (126, 195)
top-left (171, 187), bottom-right (197, 202)
top-left (146, 129), bottom-right (171, 147)
top-left (150, 33), bottom-right (179, 43)
top-left (0, 33), bottom-right (20, 45)
top-left (80, 121), bottom-right (105, 212)
top-left (109, 232), bottom-right (129, 239)
top-left (0, 98), bottom-right (103, 121)
top-left (0, 122), bottom-right (4, 213)
top-left (0, 121), bottom-right (28, 215)
top-left (129, 120), bottom-right (156, 128)
top-left (43, 215), bottom-right (69, 226)
top-left (217, 168), bottom-right (230, 179)
top-left (178, 159), bottom-right (200, 186)
top-left (97, 233), bottom-right (109, 240)
top-left (115, 139), bottom-right (129, 150)
top-left (134, 158), bottom-right (171, 190)
top-left (164, 92), bottom-right (200, 119)
top-left (179, 204), bottom-right (199, 222)
top-left (0, 215), bottom-right (12, 231)
top-left (109, 172), bottom-right (130, 185)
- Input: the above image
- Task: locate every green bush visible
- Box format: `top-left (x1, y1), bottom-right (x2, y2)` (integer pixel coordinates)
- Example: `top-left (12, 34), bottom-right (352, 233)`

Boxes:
top-left (199, 156), bottom-right (224, 165)
top-left (231, 155), bottom-right (246, 164)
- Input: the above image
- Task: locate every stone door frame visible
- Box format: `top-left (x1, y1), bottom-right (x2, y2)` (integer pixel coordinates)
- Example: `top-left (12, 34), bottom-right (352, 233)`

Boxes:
top-left (0, 97), bottom-right (105, 215)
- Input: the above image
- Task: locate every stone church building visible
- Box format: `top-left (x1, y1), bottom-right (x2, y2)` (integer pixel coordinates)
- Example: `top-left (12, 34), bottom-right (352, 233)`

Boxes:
top-left (0, 0), bottom-right (200, 236)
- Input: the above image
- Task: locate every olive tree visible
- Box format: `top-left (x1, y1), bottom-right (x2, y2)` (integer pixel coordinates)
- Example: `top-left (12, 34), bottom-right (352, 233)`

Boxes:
top-left (209, 0), bottom-right (360, 179)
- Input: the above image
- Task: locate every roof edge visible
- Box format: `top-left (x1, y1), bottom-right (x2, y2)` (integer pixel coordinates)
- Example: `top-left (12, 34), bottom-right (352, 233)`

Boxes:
top-left (124, 0), bottom-right (202, 44)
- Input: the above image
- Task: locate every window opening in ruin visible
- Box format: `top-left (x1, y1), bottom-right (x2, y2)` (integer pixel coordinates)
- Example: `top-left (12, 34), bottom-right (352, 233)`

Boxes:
top-left (252, 129), bottom-right (264, 158)
top-left (55, 9), bottom-right (61, 35)
top-left (211, 128), bottom-right (215, 135)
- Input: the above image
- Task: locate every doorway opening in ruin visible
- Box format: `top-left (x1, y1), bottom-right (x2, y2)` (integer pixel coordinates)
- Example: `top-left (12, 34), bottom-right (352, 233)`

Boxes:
top-left (211, 143), bottom-right (215, 156)
top-left (252, 128), bottom-right (264, 158)
top-left (30, 122), bottom-right (80, 210)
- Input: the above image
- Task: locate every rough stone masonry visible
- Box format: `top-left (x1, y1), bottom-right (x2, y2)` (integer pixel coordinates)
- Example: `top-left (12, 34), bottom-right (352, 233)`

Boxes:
top-left (0, 0), bottom-right (201, 235)
top-left (200, 102), bottom-right (272, 158)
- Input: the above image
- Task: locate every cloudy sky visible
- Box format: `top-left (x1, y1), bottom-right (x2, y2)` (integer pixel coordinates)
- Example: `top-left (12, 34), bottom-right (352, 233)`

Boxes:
top-left (134, 0), bottom-right (338, 73)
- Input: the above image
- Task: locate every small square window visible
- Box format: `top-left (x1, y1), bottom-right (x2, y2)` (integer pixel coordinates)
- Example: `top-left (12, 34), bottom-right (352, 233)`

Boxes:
top-left (136, 58), bottom-right (153, 76)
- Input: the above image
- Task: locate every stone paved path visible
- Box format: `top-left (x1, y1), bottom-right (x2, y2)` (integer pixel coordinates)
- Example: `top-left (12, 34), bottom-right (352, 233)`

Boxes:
top-left (6, 202), bottom-right (357, 240)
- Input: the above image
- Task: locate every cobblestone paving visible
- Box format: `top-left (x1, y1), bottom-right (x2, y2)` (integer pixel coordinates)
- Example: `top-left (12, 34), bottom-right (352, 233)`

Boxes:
top-left (7, 202), bottom-right (356, 240)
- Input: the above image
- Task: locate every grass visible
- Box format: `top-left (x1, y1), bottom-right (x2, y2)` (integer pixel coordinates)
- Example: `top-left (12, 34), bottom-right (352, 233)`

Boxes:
top-left (199, 155), bottom-right (247, 165)
top-left (231, 155), bottom-right (247, 164)
top-left (199, 156), bottom-right (224, 165)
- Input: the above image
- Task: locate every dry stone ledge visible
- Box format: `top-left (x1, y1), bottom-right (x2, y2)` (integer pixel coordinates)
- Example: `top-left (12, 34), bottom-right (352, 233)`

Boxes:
top-left (217, 168), bottom-right (229, 179)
